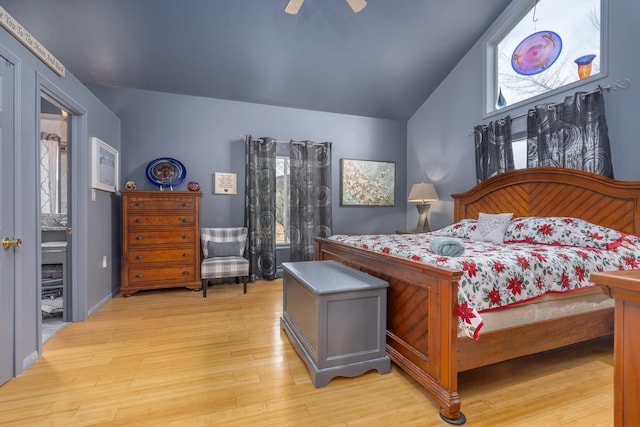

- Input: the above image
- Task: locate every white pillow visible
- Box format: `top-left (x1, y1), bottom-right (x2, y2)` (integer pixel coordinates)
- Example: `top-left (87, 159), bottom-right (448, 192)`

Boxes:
top-left (470, 212), bottom-right (513, 244)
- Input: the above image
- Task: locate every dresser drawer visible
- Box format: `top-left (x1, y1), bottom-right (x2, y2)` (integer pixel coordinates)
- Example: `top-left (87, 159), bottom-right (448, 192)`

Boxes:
top-left (128, 214), bottom-right (196, 227)
top-left (128, 229), bottom-right (196, 246)
top-left (128, 247), bottom-right (196, 264)
top-left (127, 197), bottom-right (196, 212)
top-left (127, 265), bottom-right (196, 284)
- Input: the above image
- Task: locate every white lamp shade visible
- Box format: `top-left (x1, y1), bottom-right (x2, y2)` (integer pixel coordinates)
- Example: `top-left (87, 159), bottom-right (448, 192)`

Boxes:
top-left (408, 182), bottom-right (439, 203)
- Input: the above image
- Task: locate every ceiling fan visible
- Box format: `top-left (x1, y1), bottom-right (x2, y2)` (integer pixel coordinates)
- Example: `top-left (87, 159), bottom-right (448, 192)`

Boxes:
top-left (285, 0), bottom-right (367, 14)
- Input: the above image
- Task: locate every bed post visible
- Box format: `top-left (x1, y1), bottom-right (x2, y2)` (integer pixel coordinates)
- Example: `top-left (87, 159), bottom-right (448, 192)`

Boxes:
top-left (437, 274), bottom-right (466, 424)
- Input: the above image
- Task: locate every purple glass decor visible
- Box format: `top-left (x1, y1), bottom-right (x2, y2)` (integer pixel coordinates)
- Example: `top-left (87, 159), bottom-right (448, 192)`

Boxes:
top-left (511, 31), bottom-right (562, 76)
top-left (575, 54), bottom-right (597, 79)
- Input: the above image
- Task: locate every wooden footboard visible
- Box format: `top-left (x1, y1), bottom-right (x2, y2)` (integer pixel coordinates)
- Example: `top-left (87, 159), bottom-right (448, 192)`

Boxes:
top-left (316, 236), bottom-right (614, 423)
top-left (315, 236), bottom-right (465, 422)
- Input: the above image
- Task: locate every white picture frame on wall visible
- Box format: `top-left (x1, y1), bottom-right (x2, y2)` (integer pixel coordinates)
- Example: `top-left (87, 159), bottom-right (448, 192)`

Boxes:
top-left (214, 172), bottom-right (237, 195)
top-left (91, 137), bottom-right (119, 193)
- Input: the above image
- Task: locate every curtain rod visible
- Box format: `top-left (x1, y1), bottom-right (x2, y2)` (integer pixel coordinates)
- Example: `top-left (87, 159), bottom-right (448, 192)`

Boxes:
top-left (467, 77), bottom-right (631, 136)
top-left (240, 136), bottom-right (290, 144)
top-left (240, 136), bottom-right (329, 146)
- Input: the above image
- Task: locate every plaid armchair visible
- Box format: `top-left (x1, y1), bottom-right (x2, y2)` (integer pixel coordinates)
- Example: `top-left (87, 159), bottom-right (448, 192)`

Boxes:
top-left (200, 227), bottom-right (249, 297)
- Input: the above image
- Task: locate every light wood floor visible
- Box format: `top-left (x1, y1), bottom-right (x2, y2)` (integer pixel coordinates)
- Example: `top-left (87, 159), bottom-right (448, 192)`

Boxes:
top-left (0, 280), bottom-right (614, 426)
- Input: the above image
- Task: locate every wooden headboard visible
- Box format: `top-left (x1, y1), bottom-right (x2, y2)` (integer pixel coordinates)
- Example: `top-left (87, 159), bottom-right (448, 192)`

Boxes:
top-left (452, 167), bottom-right (640, 234)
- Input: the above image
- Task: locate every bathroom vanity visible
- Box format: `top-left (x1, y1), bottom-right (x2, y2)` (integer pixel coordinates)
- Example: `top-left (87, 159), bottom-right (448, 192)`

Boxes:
top-left (41, 214), bottom-right (68, 321)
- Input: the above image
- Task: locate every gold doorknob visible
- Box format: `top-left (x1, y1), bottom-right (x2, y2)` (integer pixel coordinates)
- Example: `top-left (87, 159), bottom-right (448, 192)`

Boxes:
top-left (2, 237), bottom-right (22, 249)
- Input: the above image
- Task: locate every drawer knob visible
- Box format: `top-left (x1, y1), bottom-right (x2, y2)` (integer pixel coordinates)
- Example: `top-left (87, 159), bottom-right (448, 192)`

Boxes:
top-left (135, 219), bottom-right (143, 223)
top-left (181, 219), bottom-right (190, 223)
top-left (135, 202), bottom-right (144, 207)
top-left (182, 203), bottom-right (190, 207)
top-left (182, 271), bottom-right (190, 275)
top-left (135, 255), bottom-right (143, 260)
top-left (182, 235), bottom-right (189, 239)
top-left (182, 253), bottom-right (189, 257)
top-left (136, 274), bottom-right (143, 278)
top-left (136, 236), bottom-right (144, 241)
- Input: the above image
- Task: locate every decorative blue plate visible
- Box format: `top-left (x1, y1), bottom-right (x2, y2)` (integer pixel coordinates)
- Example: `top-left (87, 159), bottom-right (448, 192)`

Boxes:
top-left (512, 31), bottom-right (562, 76)
top-left (145, 157), bottom-right (186, 188)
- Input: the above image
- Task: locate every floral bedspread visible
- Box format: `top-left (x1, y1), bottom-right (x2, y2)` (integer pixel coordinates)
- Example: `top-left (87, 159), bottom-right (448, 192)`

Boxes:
top-left (328, 232), bottom-right (640, 339)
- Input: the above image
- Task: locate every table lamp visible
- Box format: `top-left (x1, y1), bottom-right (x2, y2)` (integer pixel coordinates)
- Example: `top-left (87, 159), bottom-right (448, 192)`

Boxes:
top-left (408, 182), bottom-right (439, 232)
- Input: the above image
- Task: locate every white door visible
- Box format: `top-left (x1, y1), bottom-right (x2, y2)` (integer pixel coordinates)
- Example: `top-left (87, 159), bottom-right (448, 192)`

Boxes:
top-left (0, 55), bottom-right (16, 385)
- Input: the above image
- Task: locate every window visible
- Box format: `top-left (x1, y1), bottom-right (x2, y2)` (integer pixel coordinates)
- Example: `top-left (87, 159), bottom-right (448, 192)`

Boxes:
top-left (275, 156), bottom-right (290, 245)
top-left (487, 0), bottom-right (605, 114)
top-left (511, 132), bottom-right (527, 170)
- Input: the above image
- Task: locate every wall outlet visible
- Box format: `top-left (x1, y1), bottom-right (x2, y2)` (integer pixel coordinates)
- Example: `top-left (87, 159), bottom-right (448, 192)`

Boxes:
top-left (102, 256), bottom-right (108, 268)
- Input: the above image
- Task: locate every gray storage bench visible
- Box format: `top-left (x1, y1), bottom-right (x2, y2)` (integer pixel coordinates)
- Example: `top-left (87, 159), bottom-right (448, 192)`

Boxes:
top-left (280, 260), bottom-right (391, 388)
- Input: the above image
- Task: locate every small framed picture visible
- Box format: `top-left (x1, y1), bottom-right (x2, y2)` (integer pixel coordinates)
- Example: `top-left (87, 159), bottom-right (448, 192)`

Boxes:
top-left (91, 137), bottom-right (119, 193)
top-left (214, 172), bottom-right (237, 195)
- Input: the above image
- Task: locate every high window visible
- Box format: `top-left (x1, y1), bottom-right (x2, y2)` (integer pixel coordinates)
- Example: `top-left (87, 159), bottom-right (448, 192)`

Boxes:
top-left (487, 0), bottom-right (605, 114)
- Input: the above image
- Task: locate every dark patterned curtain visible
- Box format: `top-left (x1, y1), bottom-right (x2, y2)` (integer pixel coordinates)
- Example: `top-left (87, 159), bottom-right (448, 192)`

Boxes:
top-left (526, 91), bottom-right (613, 177)
top-left (289, 141), bottom-right (332, 262)
top-left (244, 136), bottom-right (277, 281)
top-left (474, 117), bottom-right (514, 183)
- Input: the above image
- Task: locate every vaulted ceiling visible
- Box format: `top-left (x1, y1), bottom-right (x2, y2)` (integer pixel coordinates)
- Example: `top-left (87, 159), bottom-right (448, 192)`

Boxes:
top-left (1, 0), bottom-right (512, 120)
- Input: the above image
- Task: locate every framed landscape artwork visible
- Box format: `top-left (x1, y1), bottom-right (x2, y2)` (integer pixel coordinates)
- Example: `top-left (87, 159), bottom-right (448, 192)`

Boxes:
top-left (340, 158), bottom-right (395, 206)
top-left (91, 137), bottom-right (119, 193)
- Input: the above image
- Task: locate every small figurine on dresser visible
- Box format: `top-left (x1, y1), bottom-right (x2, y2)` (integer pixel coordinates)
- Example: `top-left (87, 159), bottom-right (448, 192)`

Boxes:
top-left (125, 181), bottom-right (137, 190)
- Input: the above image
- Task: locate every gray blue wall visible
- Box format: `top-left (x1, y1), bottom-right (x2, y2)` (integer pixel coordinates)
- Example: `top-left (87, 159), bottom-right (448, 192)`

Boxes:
top-left (88, 85), bottom-right (407, 235)
top-left (0, 28), bottom-right (120, 374)
top-left (407, 0), bottom-right (640, 231)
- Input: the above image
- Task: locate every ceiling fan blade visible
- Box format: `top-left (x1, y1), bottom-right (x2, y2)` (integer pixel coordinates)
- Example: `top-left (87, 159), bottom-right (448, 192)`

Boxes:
top-left (346, 0), bottom-right (367, 13)
top-left (285, 0), bottom-right (304, 14)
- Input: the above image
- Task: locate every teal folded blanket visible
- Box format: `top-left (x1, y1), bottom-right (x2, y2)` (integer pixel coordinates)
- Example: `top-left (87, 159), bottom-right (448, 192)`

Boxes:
top-left (429, 237), bottom-right (465, 257)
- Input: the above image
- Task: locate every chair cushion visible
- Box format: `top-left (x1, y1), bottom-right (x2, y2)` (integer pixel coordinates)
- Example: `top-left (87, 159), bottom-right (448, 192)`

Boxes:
top-left (207, 240), bottom-right (242, 258)
top-left (201, 227), bottom-right (248, 258)
top-left (201, 256), bottom-right (249, 279)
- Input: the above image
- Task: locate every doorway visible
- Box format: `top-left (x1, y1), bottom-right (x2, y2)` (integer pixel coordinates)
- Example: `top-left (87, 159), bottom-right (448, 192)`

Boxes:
top-left (40, 94), bottom-right (72, 342)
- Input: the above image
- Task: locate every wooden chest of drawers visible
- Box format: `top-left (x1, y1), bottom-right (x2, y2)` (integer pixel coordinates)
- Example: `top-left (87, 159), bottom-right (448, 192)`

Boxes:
top-left (121, 190), bottom-right (201, 296)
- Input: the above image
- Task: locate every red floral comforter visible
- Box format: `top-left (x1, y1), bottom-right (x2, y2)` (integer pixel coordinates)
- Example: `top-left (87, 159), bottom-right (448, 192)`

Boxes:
top-left (328, 232), bottom-right (640, 339)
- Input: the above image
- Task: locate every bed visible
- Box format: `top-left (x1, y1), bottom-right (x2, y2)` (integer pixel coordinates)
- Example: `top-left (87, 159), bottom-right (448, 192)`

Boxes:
top-left (315, 167), bottom-right (640, 424)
